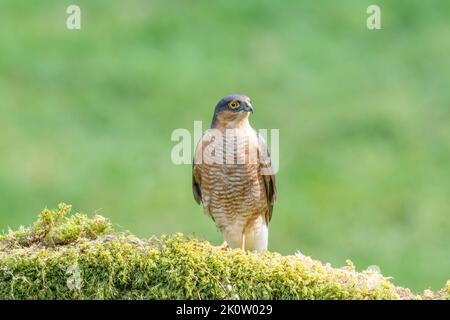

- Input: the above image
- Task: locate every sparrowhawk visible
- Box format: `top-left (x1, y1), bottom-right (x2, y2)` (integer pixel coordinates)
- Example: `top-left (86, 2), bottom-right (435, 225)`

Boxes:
top-left (192, 95), bottom-right (277, 252)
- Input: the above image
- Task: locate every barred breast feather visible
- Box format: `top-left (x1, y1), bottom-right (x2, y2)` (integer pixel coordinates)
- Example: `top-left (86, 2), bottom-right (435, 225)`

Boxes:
top-left (192, 124), bottom-right (276, 235)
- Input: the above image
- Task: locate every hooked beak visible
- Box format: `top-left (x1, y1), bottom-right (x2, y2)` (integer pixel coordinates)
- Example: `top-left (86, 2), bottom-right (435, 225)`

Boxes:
top-left (244, 103), bottom-right (254, 113)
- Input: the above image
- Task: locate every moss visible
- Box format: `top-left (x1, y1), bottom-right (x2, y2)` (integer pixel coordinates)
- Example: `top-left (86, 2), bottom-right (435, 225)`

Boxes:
top-left (0, 204), bottom-right (448, 300)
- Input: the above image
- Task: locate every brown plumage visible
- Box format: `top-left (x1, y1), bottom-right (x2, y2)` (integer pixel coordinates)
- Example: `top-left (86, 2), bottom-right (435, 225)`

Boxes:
top-left (192, 95), bottom-right (276, 252)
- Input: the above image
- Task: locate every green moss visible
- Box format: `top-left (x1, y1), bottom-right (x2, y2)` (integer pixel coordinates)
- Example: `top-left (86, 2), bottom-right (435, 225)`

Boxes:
top-left (0, 204), bottom-right (448, 300)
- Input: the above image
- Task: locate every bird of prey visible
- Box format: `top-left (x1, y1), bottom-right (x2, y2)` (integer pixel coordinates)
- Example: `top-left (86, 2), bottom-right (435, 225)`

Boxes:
top-left (192, 95), bottom-right (276, 252)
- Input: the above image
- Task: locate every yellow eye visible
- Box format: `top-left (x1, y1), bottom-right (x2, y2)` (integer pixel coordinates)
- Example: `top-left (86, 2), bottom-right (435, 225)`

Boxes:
top-left (228, 101), bottom-right (240, 109)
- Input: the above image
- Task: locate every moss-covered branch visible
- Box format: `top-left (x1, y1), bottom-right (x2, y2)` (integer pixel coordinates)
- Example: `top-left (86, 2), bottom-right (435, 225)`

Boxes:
top-left (0, 204), bottom-right (448, 300)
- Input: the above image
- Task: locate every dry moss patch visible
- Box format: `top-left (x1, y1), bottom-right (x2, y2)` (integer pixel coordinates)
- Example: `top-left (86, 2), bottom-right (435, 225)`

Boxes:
top-left (0, 204), bottom-right (448, 300)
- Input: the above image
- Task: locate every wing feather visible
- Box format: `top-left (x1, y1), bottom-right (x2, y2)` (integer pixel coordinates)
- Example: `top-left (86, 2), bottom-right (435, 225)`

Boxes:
top-left (192, 139), bottom-right (203, 205)
top-left (192, 163), bottom-right (202, 205)
top-left (257, 133), bottom-right (277, 223)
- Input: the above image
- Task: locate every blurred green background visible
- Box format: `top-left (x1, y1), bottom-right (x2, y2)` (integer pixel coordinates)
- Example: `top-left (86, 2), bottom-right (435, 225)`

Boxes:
top-left (0, 0), bottom-right (449, 292)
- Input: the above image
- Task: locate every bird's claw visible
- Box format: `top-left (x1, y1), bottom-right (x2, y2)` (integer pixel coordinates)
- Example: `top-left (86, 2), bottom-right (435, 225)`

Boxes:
top-left (216, 241), bottom-right (229, 251)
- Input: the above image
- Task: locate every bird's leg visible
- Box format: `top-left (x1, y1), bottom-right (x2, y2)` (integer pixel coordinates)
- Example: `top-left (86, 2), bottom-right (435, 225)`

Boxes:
top-left (241, 233), bottom-right (246, 251)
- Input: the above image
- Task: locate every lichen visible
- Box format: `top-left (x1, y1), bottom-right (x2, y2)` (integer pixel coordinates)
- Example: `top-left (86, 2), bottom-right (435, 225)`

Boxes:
top-left (0, 204), bottom-right (448, 300)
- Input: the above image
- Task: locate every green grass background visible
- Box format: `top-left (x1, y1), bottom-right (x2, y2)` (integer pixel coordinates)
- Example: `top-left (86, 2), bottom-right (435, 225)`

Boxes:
top-left (0, 0), bottom-right (449, 291)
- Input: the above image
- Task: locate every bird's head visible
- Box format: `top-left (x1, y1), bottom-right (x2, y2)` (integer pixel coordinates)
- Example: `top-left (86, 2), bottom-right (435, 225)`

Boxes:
top-left (211, 95), bottom-right (254, 129)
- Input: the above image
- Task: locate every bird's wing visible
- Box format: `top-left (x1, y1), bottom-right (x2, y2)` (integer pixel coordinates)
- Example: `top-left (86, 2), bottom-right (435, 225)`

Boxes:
top-left (192, 163), bottom-right (202, 205)
top-left (192, 138), bottom-right (203, 205)
top-left (192, 130), bottom-right (214, 206)
top-left (257, 133), bottom-right (277, 223)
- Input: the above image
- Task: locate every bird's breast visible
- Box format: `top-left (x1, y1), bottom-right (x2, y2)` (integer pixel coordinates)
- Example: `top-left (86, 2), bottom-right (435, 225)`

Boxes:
top-left (197, 127), bottom-right (268, 230)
